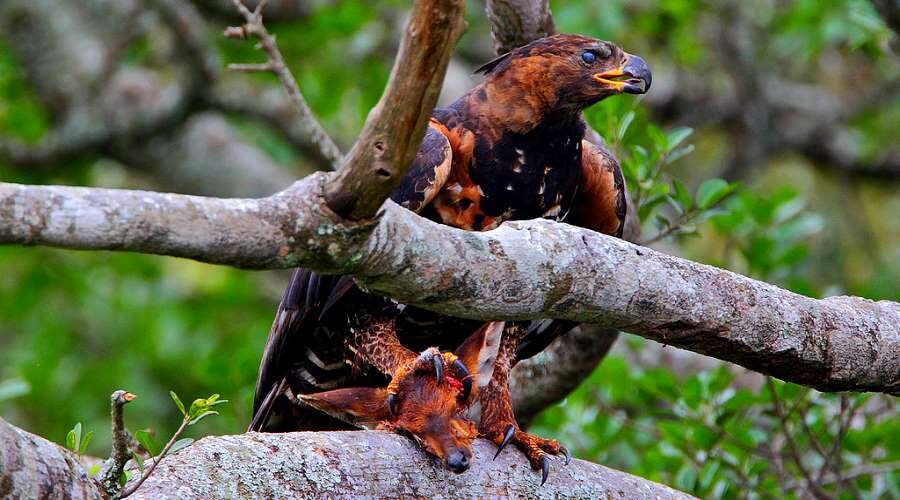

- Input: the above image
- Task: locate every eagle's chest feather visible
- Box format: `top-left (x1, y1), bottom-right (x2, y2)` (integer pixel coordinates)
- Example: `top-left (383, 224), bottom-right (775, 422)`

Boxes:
top-left (430, 120), bottom-right (584, 231)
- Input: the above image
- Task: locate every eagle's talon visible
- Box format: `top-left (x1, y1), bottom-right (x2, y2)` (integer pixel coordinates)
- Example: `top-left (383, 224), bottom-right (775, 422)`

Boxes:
top-left (493, 424), bottom-right (516, 460)
top-left (387, 393), bottom-right (398, 417)
top-left (451, 359), bottom-right (472, 400)
top-left (561, 445), bottom-right (572, 465)
top-left (540, 455), bottom-right (551, 485)
top-left (432, 353), bottom-right (443, 384)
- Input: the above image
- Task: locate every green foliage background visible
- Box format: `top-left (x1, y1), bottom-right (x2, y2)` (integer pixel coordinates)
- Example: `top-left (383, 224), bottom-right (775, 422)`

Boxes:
top-left (0, 1), bottom-right (896, 497)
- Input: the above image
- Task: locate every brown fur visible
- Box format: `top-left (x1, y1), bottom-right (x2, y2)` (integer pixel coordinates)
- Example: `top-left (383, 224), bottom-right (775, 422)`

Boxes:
top-left (303, 322), bottom-right (502, 471)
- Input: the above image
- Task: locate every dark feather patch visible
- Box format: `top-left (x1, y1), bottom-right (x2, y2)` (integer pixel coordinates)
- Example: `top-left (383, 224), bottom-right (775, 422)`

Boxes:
top-left (474, 51), bottom-right (512, 75)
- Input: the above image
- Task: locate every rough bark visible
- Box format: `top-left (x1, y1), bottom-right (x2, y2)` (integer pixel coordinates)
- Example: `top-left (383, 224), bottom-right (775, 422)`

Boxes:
top-left (1, 174), bottom-right (897, 394)
top-left (323, 0), bottom-right (467, 219)
top-left (485, 0), bottom-right (556, 53)
top-left (124, 431), bottom-right (692, 499)
top-left (0, 418), bottom-right (103, 499)
top-left (0, 418), bottom-right (691, 499)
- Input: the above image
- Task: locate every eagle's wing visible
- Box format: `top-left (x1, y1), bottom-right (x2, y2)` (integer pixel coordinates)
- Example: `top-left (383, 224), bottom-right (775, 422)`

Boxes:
top-left (569, 139), bottom-right (627, 237)
top-left (389, 118), bottom-right (453, 214)
top-left (248, 269), bottom-right (353, 432)
top-left (249, 119), bottom-right (453, 432)
top-left (516, 140), bottom-right (627, 362)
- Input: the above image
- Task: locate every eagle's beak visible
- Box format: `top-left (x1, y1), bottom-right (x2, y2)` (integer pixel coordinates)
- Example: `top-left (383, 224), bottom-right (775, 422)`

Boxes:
top-left (593, 53), bottom-right (652, 95)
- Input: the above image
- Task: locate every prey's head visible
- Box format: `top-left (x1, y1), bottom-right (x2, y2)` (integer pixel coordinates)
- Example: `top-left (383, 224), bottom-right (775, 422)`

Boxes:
top-left (299, 322), bottom-right (504, 474)
top-left (477, 33), bottom-right (651, 114)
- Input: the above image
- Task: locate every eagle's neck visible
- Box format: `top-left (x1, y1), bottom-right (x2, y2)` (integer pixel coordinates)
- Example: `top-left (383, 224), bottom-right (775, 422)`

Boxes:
top-left (474, 77), bottom-right (579, 135)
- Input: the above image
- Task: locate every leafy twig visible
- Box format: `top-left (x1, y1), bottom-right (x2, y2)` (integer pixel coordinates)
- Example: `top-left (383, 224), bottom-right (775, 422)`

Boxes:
top-left (118, 392), bottom-right (227, 498)
top-left (224, 0), bottom-right (343, 170)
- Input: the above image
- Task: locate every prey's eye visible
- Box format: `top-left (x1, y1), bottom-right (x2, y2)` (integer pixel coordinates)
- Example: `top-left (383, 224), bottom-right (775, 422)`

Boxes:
top-left (581, 51), bottom-right (596, 64)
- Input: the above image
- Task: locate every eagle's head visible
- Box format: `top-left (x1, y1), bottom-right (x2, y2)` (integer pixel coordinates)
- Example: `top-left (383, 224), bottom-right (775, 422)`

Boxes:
top-left (476, 34), bottom-right (651, 122)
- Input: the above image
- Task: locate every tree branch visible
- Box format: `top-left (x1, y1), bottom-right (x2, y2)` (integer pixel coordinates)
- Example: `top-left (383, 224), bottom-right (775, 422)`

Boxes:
top-left (323, 0), bottom-right (467, 219)
top-left (511, 324), bottom-right (618, 425)
top-left (0, 418), bottom-right (103, 499)
top-left (0, 418), bottom-right (690, 499)
top-left (485, 0), bottom-right (556, 53)
top-left (1, 175), bottom-right (897, 394)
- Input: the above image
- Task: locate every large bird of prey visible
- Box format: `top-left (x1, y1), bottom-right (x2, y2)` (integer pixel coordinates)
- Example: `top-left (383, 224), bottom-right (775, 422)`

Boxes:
top-left (250, 33), bottom-right (650, 483)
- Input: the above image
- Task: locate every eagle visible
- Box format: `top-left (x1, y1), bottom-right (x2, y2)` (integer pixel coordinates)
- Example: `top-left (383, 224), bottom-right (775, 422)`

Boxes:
top-left (249, 34), bottom-right (651, 483)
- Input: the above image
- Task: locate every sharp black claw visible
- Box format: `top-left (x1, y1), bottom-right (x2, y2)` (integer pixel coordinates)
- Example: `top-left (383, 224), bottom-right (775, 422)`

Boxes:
top-left (540, 455), bottom-right (550, 485)
top-left (452, 359), bottom-right (472, 400)
top-left (561, 445), bottom-right (572, 465)
top-left (432, 354), bottom-right (443, 384)
top-left (493, 425), bottom-right (516, 460)
top-left (387, 393), bottom-right (397, 417)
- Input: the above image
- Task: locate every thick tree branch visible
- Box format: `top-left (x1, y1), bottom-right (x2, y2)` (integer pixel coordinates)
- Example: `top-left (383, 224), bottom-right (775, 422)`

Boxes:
top-left (1, 175), bottom-right (897, 394)
top-left (0, 418), bottom-right (103, 499)
top-left (0, 418), bottom-right (689, 498)
top-left (323, 0), bottom-right (467, 219)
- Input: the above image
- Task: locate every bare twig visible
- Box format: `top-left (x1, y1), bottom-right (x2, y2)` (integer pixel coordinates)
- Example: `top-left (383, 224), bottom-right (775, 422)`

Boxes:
top-left (767, 379), bottom-right (834, 500)
top-left (99, 390), bottom-right (137, 496)
top-left (207, 79), bottom-right (335, 171)
top-left (226, 0), bottom-right (343, 169)
top-left (785, 461), bottom-right (900, 491)
top-left (227, 63), bottom-right (276, 72)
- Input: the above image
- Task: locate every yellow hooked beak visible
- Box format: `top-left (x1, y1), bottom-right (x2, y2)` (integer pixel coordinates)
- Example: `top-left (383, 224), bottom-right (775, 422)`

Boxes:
top-left (592, 53), bottom-right (652, 94)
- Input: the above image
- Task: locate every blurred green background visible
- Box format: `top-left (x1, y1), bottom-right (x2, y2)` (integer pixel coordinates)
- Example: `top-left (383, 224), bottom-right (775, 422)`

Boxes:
top-left (0, 0), bottom-right (897, 497)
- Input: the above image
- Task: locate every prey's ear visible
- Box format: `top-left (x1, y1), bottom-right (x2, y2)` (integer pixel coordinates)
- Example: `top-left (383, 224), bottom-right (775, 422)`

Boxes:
top-left (298, 387), bottom-right (390, 430)
top-left (454, 321), bottom-right (504, 389)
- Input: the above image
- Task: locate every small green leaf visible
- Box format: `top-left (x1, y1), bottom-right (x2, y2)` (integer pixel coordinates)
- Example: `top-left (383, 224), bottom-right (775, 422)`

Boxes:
top-left (134, 429), bottom-right (157, 456)
top-left (66, 429), bottom-right (76, 452)
top-left (616, 111), bottom-right (636, 142)
top-left (169, 438), bottom-right (195, 455)
top-left (188, 398), bottom-right (207, 420)
top-left (696, 178), bottom-right (735, 209)
top-left (88, 464), bottom-right (101, 477)
top-left (666, 126), bottom-right (694, 151)
top-left (672, 179), bottom-right (693, 211)
top-left (132, 451), bottom-right (145, 473)
top-left (667, 144), bottom-right (695, 164)
top-left (189, 410), bottom-right (219, 426)
top-left (675, 464), bottom-right (698, 492)
top-left (170, 391), bottom-right (186, 417)
top-left (79, 430), bottom-right (93, 454)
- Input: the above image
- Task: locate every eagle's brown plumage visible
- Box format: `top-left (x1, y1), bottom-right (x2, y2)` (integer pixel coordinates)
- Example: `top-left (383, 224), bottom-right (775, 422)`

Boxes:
top-left (251, 33), bottom-right (651, 480)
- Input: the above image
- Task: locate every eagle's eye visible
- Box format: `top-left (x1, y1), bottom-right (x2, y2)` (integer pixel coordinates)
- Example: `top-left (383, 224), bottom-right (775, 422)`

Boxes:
top-left (581, 51), bottom-right (596, 64)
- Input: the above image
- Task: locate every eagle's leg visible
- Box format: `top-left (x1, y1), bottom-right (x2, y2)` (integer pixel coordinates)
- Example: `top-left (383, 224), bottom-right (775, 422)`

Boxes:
top-left (478, 323), bottom-right (570, 484)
